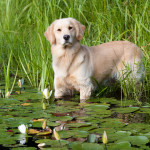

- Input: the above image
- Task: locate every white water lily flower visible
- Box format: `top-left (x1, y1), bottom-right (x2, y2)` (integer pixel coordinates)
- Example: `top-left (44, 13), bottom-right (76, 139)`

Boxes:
top-left (42, 89), bottom-right (52, 99)
top-left (18, 124), bottom-right (28, 134)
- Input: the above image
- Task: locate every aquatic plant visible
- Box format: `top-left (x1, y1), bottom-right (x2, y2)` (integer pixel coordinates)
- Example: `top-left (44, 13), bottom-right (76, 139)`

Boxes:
top-left (18, 124), bottom-right (28, 134)
top-left (102, 131), bottom-right (108, 150)
top-left (42, 88), bottom-right (52, 100)
top-left (0, 0), bottom-right (150, 103)
top-left (53, 128), bottom-right (60, 140)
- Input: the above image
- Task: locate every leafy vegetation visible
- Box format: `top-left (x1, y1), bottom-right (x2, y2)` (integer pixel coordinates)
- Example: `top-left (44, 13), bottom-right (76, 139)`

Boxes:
top-left (0, 1), bottom-right (150, 148)
top-left (0, 88), bottom-right (149, 149)
top-left (0, 0), bottom-right (150, 102)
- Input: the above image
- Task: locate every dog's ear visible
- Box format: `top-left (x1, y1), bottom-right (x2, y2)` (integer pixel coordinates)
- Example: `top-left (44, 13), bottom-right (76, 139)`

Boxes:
top-left (73, 19), bottom-right (85, 41)
top-left (44, 22), bottom-right (55, 45)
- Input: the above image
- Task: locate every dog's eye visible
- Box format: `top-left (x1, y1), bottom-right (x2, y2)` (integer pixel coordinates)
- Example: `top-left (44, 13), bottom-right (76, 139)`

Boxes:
top-left (68, 26), bottom-right (73, 30)
top-left (57, 29), bottom-right (61, 32)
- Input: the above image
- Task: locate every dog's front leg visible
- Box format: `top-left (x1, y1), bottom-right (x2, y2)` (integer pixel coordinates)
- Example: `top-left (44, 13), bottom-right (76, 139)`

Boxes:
top-left (79, 78), bottom-right (94, 102)
top-left (54, 77), bottom-right (66, 99)
top-left (54, 77), bottom-right (73, 99)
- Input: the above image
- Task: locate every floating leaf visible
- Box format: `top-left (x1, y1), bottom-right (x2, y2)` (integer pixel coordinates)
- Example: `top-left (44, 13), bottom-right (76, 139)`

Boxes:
top-left (66, 122), bottom-right (91, 128)
top-left (28, 129), bottom-right (40, 135)
top-left (109, 141), bottom-right (131, 150)
top-left (21, 103), bottom-right (31, 106)
top-left (11, 147), bottom-right (36, 150)
top-left (117, 136), bottom-right (149, 146)
top-left (112, 107), bottom-right (140, 113)
top-left (35, 139), bottom-right (68, 147)
top-left (69, 142), bottom-right (104, 150)
top-left (37, 129), bottom-right (52, 136)
top-left (59, 130), bottom-right (88, 139)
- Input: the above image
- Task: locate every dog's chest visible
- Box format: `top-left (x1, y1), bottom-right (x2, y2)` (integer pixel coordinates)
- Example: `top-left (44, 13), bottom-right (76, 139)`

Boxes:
top-left (53, 52), bottom-right (85, 77)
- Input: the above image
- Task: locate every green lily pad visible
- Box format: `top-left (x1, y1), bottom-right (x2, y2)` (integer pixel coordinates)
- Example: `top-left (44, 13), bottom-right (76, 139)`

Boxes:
top-left (50, 116), bottom-right (73, 122)
top-left (35, 139), bottom-right (68, 147)
top-left (0, 136), bottom-right (17, 145)
top-left (139, 132), bottom-right (150, 140)
top-left (11, 92), bottom-right (43, 100)
top-left (0, 98), bottom-right (20, 104)
top-left (112, 107), bottom-right (140, 113)
top-left (58, 130), bottom-right (88, 138)
top-left (100, 118), bottom-right (125, 129)
top-left (124, 123), bottom-right (150, 133)
top-left (89, 128), bottom-right (116, 134)
top-left (117, 100), bottom-right (139, 107)
top-left (117, 136), bottom-right (149, 146)
top-left (69, 142), bottom-right (104, 150)
top-left (108, 131), bottom-right (131, 142)
top-left (66, 122), bottom-right (91, 128)
top-left (139, 108), bottom-right (150, 113)
top-left (99, 98), bottom-right (119, 105)
top-left (40, 148), bottom-right (68, 150)
top-left (85, 104), bottom-right (109, 110)
top-left (47, 121), bottom-right (60, 127)
top-left (11, 147), bottom-right (36, 150)
top-left (108, 141), bottom-right (131, 150)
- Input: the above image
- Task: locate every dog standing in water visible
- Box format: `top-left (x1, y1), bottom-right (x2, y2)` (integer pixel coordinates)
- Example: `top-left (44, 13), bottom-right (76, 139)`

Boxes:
top-left (45, 18), bottom-right (144, 101)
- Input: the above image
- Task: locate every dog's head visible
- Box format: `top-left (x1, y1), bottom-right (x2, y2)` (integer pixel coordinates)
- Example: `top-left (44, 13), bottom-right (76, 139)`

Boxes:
top-left (45, 18), bottom-right (85, 47)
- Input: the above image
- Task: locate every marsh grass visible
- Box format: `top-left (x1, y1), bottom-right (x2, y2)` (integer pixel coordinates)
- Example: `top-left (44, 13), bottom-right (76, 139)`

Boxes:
top-left (0, 0), bottom-right (150, 103)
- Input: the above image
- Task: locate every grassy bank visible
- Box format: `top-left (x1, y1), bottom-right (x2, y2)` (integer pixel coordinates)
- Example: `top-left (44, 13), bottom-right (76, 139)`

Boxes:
top-left (0, 0), bottom-right (150, 103)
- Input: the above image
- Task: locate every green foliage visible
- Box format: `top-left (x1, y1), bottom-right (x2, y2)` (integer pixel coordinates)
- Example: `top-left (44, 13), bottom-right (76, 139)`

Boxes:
top-left (0, 0), bottom-right (150, 101)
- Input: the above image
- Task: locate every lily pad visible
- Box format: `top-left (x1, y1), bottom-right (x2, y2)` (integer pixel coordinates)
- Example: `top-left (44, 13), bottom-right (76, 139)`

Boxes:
top-left (108, 131), bottom-right (131, 142)
top-left (59, 130), bottom-right (88, 138)
top-left (11, 147), bottom-right (36, 150)
top-left (112, 107), bottom-right (140, 113)
top-left (66, 122), bottom-right (91, 128)
top-left (99, 98), bottom-right (120, 105)
top-left (69, 142), bottom-right (104, 150)
top-left (108, 141), bottom-right (131, 150)
top-left (117, 136), bottom-right (149, 146)
top-left (35, 139), bottom-right (69, 147)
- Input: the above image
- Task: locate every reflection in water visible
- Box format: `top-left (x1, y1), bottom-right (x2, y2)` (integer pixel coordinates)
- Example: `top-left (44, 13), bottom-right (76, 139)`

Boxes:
top-left (112, 112), bottom-right (150, 124)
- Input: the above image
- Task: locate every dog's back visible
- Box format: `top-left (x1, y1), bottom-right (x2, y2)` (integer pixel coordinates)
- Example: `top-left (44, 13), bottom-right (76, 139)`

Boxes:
top-left (90, 41), bottom-right (144, 83)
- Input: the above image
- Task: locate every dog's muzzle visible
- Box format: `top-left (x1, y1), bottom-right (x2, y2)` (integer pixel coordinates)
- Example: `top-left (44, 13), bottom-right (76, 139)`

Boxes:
top-left (63, 35), bottom-right (72, 47)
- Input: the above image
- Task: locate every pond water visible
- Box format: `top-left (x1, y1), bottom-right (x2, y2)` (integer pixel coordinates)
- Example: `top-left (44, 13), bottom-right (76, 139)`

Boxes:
top-left (0, 86), bottom-right (150, 150)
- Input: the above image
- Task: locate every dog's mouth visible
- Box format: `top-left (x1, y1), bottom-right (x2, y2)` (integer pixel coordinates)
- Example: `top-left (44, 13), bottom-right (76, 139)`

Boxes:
top-left (63, 42), bottom-right (72, 48)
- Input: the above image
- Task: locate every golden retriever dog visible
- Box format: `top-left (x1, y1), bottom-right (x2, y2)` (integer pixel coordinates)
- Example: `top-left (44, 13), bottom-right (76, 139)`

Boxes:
top-left (45, 18), bottom-right (144, 101)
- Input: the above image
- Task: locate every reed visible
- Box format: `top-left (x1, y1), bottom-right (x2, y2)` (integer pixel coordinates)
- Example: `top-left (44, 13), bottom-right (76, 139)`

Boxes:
top-left (0, 0), bottom-right (149, 103)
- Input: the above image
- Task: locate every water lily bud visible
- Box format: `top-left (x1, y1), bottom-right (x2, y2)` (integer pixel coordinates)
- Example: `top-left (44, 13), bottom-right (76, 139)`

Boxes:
top-left (18, 79), bottom-right (22, 88)
top-left (53, 128), bottom-right (60, 140)
top-left (42, 120), bottom-right (47, 129)
top-left (18, 124), bottom-right (28, 134)
top-left (102, 131), bottom-right (108, 144)
top-left (6, 91), bottom-right (11, 98)
top-left (42, 89), bottom-right (52, 99)
top-left (42, 103), bottom-right (46, 110)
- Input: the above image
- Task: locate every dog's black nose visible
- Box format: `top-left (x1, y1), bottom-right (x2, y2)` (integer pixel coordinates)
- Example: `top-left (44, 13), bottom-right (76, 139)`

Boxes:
top-left (63, 35), bottom-right (70, 41)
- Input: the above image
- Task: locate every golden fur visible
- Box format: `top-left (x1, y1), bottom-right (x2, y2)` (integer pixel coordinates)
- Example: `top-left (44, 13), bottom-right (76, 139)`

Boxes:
top-left (45, 18), bottom-right (144, 101)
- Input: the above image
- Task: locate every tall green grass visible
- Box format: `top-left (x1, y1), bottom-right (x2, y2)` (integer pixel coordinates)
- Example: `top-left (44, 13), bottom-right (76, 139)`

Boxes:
top-left (0, 0), bottom-right (150, 102)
